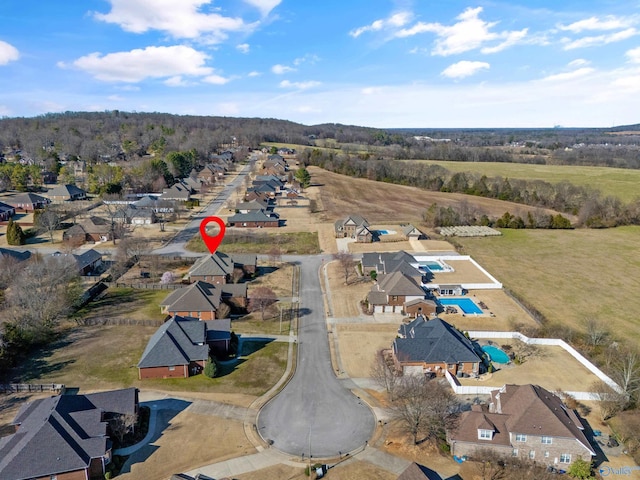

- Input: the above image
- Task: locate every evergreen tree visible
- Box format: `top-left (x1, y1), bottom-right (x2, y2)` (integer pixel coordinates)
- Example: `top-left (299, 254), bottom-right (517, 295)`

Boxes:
top-left (6, 218), bottom-right (26, 245)
top-left (294, 167), bottom-right (311, 190)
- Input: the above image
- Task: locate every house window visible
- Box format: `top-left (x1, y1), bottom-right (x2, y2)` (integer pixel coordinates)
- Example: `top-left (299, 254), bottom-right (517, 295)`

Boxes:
top-left (391, 295), bottom-right (398, 301)
top-left (529, 450), bottom-right (535, 459)
top-left (544, 451), bottom-right (550, 458)
top-left (560, 454), bottom-right (571, 464)
top-left (168, 366), bottom-right (175, 371)
top-left (541, 436), bottom-right (553, 444)
top-left (478, 429), bottom-right (493, 440)
top-left (448, 364), bottom-right (455, 370)
top-left (50, 476), bottom-right (58, 480)
top-left (512, 448), bottom-right (518, 457)
top-left (515, 434), bottom-right (527, 442)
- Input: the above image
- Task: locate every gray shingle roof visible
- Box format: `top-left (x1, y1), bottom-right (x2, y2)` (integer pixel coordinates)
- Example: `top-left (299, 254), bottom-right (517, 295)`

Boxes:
top-left (47, 184), bottom-right (87, 199)
top-left (189, 253), bottom-right (235, 278)
top-left (394, 317), bottom-right (480, 364)
top-left (0, 247), bottom-right (31, 262)
top-left (0, 388), bottom-right (137, 480)
top-left (138, 315), bottom-right (209, 368)
top-left (227, 210), bottom-right (278, 223)
top-left (161, 281), bottom-right (222, 312)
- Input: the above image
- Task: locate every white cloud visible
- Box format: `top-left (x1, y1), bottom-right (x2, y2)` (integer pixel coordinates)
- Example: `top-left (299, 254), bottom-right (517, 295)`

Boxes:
top-left (203, 74), bottom-right (230, 85)
top-left (237, 43), bottom-right (250, 54)
top-left (0, 40), bottom-right (19, 65)
top-left (107, 94), bottom-right (124, 101)
top-left (93, 0), bottom-right (246, 42)
top-left (294, 54), bottom-right (320, 66)
top-left (279, 80), bottom-right (321, 89)
top-left (165, 76), bottom-right (190, 87)
top-left (611, 74), bottom-right (640, 92)
top-left (64, 45), bottom-right (212, 82)
top-left (626, 46), bottom-right (640, 63)
top-left (217, 102), bottom-right (240, 115)
top-left (559, 15), bottom-right (634, 33)
top-left (361, 87), bottom-right (383, 95)
top-left (568, 58), bottom-right (590, 67)
top-left (349, 11), bottom-right (411, 38)
top-left (243, 0), bottom-right (281, 17)
top-left (541, 67), bottom-right (595, 82)
top-left (441, 60), bottom-right (490, 79)
top-left (271, 64), bottom-right (295, 74)
top-left (248, 71), bottom-right (261, 77)
top-left (562, 28), bottom-right (637, 50)
top-left (396, 7), bottom-right (526, 56)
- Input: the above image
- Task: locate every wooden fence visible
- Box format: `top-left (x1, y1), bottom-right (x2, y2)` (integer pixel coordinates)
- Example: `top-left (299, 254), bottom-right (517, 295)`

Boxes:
top-left (110, 282), bottom-right (183, 290)
top-left (79, 317), bottom-right (165, 327)
top-left (1, 383), bottom-right (65, 394)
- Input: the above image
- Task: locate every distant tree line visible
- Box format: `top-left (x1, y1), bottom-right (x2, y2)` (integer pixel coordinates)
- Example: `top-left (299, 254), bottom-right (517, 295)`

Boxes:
top-left (300, 149), bottom-right (640, 228)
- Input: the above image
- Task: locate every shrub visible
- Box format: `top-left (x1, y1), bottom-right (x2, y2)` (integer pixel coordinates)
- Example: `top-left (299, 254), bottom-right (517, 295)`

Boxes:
top-left (6, 219), bottom-right (26, 245)
top-left (204, 358), bottom-right (217, 378)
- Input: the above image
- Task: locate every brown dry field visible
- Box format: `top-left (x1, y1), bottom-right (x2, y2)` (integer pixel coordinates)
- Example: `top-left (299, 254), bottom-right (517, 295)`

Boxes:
top-left (325, 260), bottom-right (372, 317)
top-left (309, 166), bottom-right (565, 225)
top-left (235, 460), bottom-right (397, 480)
top-left (336, 324), bottom-right (399, 378)
top-left (458, 340), bottom-right (599, 392)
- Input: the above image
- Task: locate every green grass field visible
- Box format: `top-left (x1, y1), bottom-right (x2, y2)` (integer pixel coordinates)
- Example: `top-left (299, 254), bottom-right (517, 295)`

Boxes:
top-left (454, 226), bottom-right (640, 342)
top-left (406, 160), bottom-right (640, 203)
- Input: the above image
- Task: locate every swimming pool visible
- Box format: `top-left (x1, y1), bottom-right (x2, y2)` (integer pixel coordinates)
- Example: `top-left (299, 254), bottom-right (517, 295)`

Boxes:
top-left (377, 230), bottom-right (390, 235)
top-left (482, 345), bottom-right (510, 364)
top-left (439, 297), bottom-right (483, 315)
top-left (420, 261), bottom-right (444, 271)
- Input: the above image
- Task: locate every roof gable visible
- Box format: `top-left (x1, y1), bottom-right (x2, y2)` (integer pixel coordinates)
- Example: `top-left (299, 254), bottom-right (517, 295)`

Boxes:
top-left (138, 316), bottom-right (208, 368)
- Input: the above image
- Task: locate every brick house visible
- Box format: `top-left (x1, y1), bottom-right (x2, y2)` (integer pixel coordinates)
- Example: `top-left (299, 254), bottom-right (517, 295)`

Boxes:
top-left (62, 216), bottom-right (112, 243)
top-left (160, 281), bottom-right (223, 320)
top-left (447, 384), bottom-right (595, 467)
top-left (392, 316), bottom-right (481, 377)
top-left (46, 184), bottom-right (87, 202)
top-left (0, 388), bottom-right (138, 480)
top-left (6, 192), bottom-right (51, 212)
top-left (334, 214), bottom-right (370, 240)
top-left (138, 316), bottom-right (210, 379)
top-left (0, 201), bottom-right (16, 221)
top-left (367, 271), bottom-right (426, 313)
top-left (227, 210), bottom-right (280, 228)
top-left (403, 298), bottom-right (438, 318)
top-left (187, 252), bottom-right (256, 284)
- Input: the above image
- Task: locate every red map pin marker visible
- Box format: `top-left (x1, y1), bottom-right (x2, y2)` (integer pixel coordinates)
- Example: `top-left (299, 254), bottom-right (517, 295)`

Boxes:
top-left (199, 216), bottom-right (226, 255)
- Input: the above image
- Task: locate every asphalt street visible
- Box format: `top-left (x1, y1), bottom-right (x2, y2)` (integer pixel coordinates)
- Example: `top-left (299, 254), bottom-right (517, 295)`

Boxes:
top-left (257, 255), bottom-right (376, 458)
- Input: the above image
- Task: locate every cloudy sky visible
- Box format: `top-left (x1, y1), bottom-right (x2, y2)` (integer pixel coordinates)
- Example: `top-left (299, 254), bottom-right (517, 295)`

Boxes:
top-left (1, 0), bottom-right (640, 128)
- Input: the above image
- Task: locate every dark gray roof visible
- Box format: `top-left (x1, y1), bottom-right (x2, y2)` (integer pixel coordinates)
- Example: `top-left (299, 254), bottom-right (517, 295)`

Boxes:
top-left (74, 249), bottom-right (102, 270)
top-left (204, 319), bottom-right (231, 342)
top-left (0, 388), bottom-right (137, 480)
top-left (394, 317), bottom-right (481, 365)
top-left (361, 251), bottom-right (417, 274)
top-left (47, 184), bottom-right (87, 198)
top-left (231, 253), bottom-right (257, 268)
top-left (0, 247), bottom-right (31, 262)
top-left (189, 252), bottom-right (234, 277)
top-left (6, 192), bottom-right (50, 206)
top-left (0, 201), bottom-right (15, 212)
top-left (161, 281), bottom-right (222, 312)
top-left (227, 210), bottom-right (278, 223)
top-left (138, 315), bottom-right (209, 368)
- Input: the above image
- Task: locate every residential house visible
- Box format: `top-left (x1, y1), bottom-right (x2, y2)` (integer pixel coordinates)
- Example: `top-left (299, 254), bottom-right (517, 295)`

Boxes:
top-left (401, 224), bottom-right (427, 240)
top-left (52, 248), bottom-right (103, 275)
top-left (6, 192), bottom-right (50, 212)
top-left (236, 199), bottom-right (270, 213)
top-left (160, 183), bottom-right (191, 202)
top-left (114, 206), bottom-right (156, 225)
top-left (227, 210), bottom-right (280, 228)
top-left (0, 388), bottom-right (139, 480)
top-left (62, 216), bottom-right (112, 243)
top-left (138, 316), bottom-right (211, 379)
top-left (275, 189), bottom-right (309, 208)
top-left (437, 284), bottom-right (464, 296)
top-left (0, 201), bottom-right (15, 221)
top-left (160, 281), bottom-right (223, 320)
top-left (361, 251), bottom-right (424, 284)
top-left (403, 298), bottom-right (438, 318)
top-left (447, 384), bottom-right (596, 467)
top-left (243, 190), bottom-right (272, 204)
top-left (133, 195), bottom-right (174, 213)
top-left (47, 184), bottom-right (88, 202)
top-left (334, 214), bottom-right (372, 242)
top-left (367, 271), bottom-right (426, 313)
top-left (187, 252), bottom-right (257, 284)
top-left (246, 183), bottom-right (278, 198)
top-left (392, 316), bottom-right (481, 377)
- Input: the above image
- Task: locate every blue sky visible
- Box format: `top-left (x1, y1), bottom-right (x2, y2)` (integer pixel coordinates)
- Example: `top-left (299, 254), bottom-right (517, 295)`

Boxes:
top-left (1, 0), bottom-right (640, 128)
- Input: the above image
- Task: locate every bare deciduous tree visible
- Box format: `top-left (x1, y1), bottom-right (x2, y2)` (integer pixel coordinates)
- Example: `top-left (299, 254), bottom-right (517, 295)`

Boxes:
top-left (370, 349), bottom-right (400, 401)
top-left (36, 206), bottom-right (61, 243)
top-left (109, 412), bottom-right (138, 444)
top-left (590, 380), bottom-right (629, 421)
top-left (249, 286), bottom-right (278, 321)
top-left (583, 316), bottom-right (609, 347)
top-left (610, 346), bottom-right (640, 401)
top-left (333, 251), bottom-right (356, 285)
top-left (117, 236), bottom-right (151, 264)
top-left (391, 376), bottom-right (461, 445)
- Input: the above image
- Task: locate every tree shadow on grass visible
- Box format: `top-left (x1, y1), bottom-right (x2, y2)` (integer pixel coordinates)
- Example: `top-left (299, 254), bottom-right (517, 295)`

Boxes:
top-left (4, 330), bottom-right (82, 383)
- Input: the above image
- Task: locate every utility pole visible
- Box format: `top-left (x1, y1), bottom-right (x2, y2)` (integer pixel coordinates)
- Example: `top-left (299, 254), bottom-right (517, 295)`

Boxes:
top-left (279, 305), bottom-right (283, 334)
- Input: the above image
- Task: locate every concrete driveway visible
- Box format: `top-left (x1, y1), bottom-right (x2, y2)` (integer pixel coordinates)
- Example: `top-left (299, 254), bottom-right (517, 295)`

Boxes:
top-left (257, 255), bottom-right (376, 458)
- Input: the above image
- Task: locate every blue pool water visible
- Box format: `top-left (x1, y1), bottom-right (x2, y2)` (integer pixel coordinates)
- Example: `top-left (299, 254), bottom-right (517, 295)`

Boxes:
top-left (439, 297), bottom-right (483, 315)
top-left (420, 261), bottom-right (444, 271)
top-left (482, 345), bottom-right (510, 364)
top-left (377, 230), bottom-right (390, 235)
